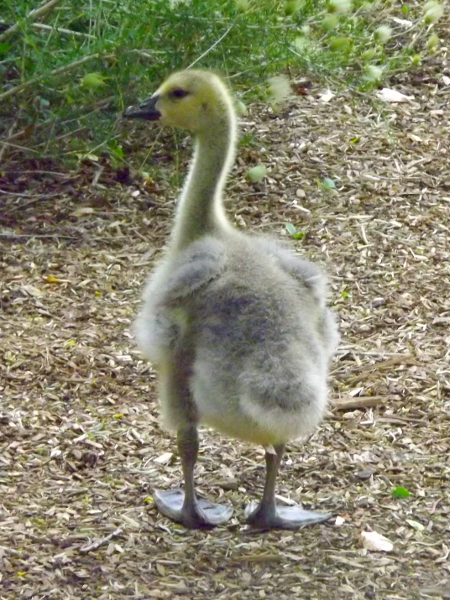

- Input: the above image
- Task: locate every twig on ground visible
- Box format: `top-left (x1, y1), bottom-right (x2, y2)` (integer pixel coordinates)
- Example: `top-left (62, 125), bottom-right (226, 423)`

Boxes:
top-left (231, 552), bottom-right (283, 564)
top-left (0, 232), bottom-right (79, 240)
top-left (332, 396), bottom-right (387, 411)
top-left (340, 354), bottom-right (418, 385)
top-left (2, 196), bottom-right (58, 214)
top-left (79, 526), bottom-right (124, 554)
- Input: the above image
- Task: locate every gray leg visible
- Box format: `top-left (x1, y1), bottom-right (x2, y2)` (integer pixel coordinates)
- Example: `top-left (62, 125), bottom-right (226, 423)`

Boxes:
top-left (245, 444), bottom-right (332, 530)
top-left (153, 426), bottom-right (233, 529)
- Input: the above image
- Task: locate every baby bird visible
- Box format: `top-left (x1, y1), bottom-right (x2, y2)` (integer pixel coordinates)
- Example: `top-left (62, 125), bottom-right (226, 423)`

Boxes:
top-left (124, 70), bottom-right (339, 529)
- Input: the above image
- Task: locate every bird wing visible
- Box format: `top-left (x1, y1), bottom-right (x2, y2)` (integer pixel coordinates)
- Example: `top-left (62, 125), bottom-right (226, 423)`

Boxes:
top-left (251, 236), bottom-right (328, 307)
top-left (162, 237), bottom-right (226, 303)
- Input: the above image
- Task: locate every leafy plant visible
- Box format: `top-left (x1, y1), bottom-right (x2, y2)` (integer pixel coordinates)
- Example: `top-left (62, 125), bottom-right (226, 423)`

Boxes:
top-left (285, 222), bottom-right (306, 240)
top-left (0, 0), bottom-right (445, 159)
top-left (391, 486), bottom-right (412, 499)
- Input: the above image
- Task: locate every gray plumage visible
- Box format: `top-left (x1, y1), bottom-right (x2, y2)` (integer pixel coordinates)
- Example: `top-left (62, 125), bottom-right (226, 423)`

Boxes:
top-left (135, 231), bottom-right (338, 446)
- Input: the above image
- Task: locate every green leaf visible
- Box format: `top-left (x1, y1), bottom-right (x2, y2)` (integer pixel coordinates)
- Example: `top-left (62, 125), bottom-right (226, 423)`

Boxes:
top-left (375, 25), bottom-right (392, 44)
top-left (109, 140), bottom-right (124, 159)
top-left (322, 177), bottom-right (336, 191)
top-left (322, 14), bottom-right (339, 30)
top-left (235, 0), bottom-right (250, 11)
top-left (285, 223), bottom-right (305, 240)
top-left (391, 486), bottom-right (411, 498)
top-left (235, 99), bottom-right (247, 115)
top-left (247, 165), bottom-right (267, 183)
top-left (364, 64), bottom-right (384, 82)
top-left (328, 0), bottom-right (353, 14)
top-left (293, 37), bottom-right (309, 51)
top-left (80, 72), bottom-right (107, 89)
top-left (423, 2), bottom-right (444, 24)
top-left (285, 0), bottom-right (303, 16)
top-left (0, 42), bottom-right (11, 56)
top-left (329, 37), bottom-right (352, 51)
top-left (285, 222), bottom-right (297, 236)
top-left (426, 33), bottom-right (439, 50)
top-left (361, 48), bottom-right (377, 61)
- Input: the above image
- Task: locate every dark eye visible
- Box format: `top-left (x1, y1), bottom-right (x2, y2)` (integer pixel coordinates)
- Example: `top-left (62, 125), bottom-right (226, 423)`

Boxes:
top-left (170, 88), bottom-right (189, 99)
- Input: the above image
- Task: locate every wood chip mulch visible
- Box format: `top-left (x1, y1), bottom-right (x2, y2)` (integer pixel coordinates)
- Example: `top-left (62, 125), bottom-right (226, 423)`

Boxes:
top-left (1, 42), bottom-right (449, 600)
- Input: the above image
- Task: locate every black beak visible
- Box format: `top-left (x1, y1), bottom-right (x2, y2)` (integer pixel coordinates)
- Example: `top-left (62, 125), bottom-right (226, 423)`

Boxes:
top-left (123, 95), bottom-right (161, 120)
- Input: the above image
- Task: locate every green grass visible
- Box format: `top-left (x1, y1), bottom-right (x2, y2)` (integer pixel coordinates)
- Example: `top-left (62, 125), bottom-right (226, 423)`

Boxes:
top-left (0, 0), bottom-right (445, 160)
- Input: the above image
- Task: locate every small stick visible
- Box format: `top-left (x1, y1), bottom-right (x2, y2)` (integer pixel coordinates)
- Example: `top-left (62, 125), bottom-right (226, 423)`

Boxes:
top-left (231, 552), bottom-right (283, 564)
top-left (332, 396), bottom-right (386, 410)
top-left (0, 0), bottom-right (63, 43)
top-left (339, 354), bottom-right (417, 384)
top-left (0, 232), bottom-right (78, 240)
top-left (188, 25), bottom-right (234, 69)
top-left (0, 52), bottom-right (115, 102)
top-left (79, 526), bottom-right (124, 554)
top-left (32, 23), bottom-right (96, 39)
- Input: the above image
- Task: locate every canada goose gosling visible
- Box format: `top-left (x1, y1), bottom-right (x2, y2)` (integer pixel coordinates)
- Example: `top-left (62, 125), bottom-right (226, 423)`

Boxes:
top-left (124, 70), bottom-right (339, 529)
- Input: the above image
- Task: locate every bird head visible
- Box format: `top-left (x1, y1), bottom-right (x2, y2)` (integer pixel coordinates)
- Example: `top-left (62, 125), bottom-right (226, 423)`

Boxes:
top-left (123, 70), bottom-right (232, 134)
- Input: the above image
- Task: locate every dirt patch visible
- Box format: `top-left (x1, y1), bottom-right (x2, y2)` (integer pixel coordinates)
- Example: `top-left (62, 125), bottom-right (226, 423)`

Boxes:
top-left (1, 52), bottom-right (450, 600)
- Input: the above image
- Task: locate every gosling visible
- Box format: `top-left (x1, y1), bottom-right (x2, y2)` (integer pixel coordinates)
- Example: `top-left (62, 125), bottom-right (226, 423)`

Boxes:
top-left (124, 70), bottom-right (339, 529)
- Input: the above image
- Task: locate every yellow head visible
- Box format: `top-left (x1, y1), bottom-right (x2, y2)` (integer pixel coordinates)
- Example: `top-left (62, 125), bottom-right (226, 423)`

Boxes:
top-left (124, 70), bottom-right (234, 134)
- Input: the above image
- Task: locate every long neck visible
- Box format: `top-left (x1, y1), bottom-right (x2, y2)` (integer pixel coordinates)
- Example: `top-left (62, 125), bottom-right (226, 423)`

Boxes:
top-left (169, 109), bottom-right (236, 254)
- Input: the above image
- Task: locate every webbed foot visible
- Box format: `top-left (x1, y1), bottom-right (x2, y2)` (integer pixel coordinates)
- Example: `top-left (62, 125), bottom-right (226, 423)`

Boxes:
top-left (154, 489), bottom-right (233, 529)
top-left (245, 500), bottom-right (332, 530)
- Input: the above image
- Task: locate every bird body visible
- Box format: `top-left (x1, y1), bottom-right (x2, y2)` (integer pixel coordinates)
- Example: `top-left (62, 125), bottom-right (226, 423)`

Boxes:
top-left (125, 70), bottom-right (338, 529)
top-left (136, 231), bottom-right (336, 446)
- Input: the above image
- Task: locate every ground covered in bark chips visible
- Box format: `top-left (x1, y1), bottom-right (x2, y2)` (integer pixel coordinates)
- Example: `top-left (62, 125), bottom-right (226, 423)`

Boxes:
top-left (1, 46), bottom-right (450, 600)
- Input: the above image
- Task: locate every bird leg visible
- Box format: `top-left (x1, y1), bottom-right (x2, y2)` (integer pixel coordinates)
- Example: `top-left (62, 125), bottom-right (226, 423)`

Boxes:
top-left (245, 444), bottom-right (332, 530)
top-left (153, 426), bottom-right (233, 529)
